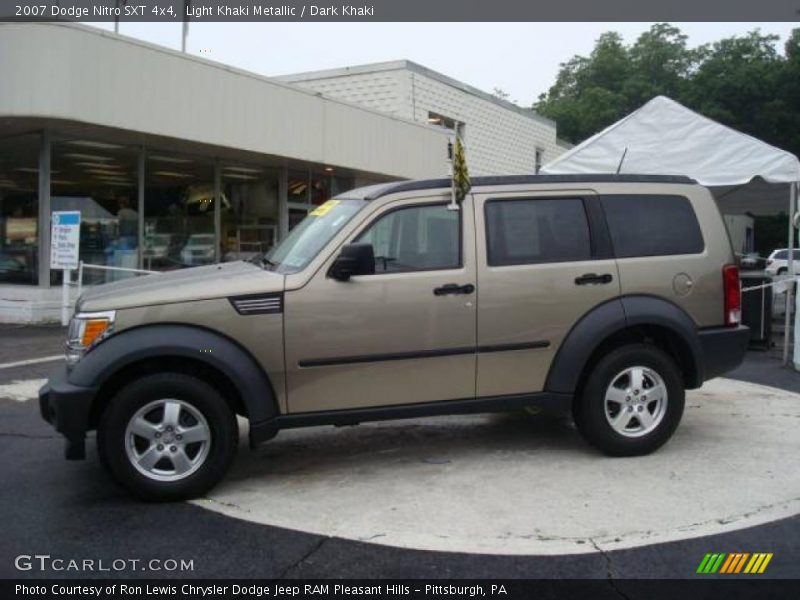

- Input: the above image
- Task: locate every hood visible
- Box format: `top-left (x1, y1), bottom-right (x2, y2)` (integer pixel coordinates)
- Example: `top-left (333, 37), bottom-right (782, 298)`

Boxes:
top-left (78, 261), bottom-right (284, 312)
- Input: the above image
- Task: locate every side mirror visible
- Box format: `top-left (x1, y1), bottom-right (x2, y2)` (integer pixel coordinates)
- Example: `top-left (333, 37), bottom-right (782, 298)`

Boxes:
top-left (329, 243), bottom-right (375, 281)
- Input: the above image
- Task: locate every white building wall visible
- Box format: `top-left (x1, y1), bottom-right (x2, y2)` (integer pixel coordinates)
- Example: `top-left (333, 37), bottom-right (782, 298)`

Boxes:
top-left (0, 24), bottom-right (449, 181)
top-left (281, 62), bottom-right (564, 177)
top-left (296, 70), bottom-right (410, 118)
top-left (405, 71), bottom-right (562, 176)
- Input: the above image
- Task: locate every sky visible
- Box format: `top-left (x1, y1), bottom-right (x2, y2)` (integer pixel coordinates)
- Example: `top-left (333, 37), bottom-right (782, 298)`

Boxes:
top-left (88, 22), bottom-right (798, 106)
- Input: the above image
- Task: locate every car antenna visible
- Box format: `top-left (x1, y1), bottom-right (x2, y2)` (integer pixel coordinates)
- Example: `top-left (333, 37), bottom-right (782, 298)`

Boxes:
top-left (616, 147), bottom-right (628, 174)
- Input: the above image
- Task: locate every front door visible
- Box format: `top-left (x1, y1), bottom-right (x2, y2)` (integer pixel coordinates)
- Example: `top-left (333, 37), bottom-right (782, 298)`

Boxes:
top-left (284, 195), bottom-right (478, 413)
top-left (473, 190), bottom-right (621, 397)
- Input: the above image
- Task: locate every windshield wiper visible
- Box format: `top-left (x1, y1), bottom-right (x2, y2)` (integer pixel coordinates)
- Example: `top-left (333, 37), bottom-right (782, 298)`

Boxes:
top-left (248, 255), bottom-right (277, 270)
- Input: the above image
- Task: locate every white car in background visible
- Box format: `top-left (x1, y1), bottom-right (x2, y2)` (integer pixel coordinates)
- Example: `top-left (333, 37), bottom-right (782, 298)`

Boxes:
top-left (765, 248), bottom-right (800, 276)
top-left (142, 234), bottom-right (174, 262)
top-left (180, 234), bottom-right (216, 266)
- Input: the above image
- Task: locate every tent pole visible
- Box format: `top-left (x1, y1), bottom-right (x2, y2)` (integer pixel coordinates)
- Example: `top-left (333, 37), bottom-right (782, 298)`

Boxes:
top-left (784, 182), bottom-right (797, 366)
top-left (793, 182), bottom-right (800, 369)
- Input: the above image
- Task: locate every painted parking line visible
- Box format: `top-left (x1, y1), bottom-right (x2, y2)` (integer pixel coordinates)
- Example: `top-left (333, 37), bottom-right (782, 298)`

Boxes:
top-left (0, 379), bottom-right (48, 402)
top-left (0, 355), bottom-right (62, 370)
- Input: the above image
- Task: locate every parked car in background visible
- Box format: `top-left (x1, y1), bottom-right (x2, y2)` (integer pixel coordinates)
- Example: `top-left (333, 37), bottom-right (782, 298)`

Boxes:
top-left (765, 248), bottom-right (800, 276)
top-left (142, 234), bottom-right (175, 263)
top-left (0, 252), bottom-right (30, 283)
top-left (180, 234), bottom-right (216, 266)
top-left (739, 252), bottom-right (765, 271)
top-left (40, 175), bottom-right (750, 501)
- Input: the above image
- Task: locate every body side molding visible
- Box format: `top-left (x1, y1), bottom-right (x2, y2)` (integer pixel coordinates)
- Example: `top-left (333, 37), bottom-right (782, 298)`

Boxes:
top-left (298, 340), bottom-right (550, 368)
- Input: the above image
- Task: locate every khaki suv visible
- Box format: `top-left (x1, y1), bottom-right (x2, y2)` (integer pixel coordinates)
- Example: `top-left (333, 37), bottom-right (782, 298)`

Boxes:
top-left (40, 175), bottom-right (750, 500)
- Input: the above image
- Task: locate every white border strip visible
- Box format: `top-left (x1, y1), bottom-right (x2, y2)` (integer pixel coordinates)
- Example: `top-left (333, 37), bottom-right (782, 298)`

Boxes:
top-left (0, 355), bottom-right (62, 370)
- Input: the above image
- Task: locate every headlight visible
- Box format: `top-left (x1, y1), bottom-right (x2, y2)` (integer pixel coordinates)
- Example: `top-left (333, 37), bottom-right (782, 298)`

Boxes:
top-left (65, 310), bottom-right (116, 367)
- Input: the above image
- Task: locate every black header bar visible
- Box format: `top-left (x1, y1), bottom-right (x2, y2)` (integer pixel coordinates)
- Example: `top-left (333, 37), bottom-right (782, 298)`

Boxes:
top-left (2, 0), bottom-right (799, 22)
top-left (5, 579), bottom-right (800, 600)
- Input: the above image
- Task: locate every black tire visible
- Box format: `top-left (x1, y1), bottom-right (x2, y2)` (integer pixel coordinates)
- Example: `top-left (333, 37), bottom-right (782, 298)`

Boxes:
top-left (573, 344), bottom-right (684, 456)
top-left (97, 373), bottom-right (238, 501)
top-left (778, 267), bottom-right (787, 276)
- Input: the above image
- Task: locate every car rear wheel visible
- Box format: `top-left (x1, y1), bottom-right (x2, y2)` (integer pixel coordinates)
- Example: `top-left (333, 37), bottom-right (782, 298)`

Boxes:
top-left (573, 344), bottom-right (684, 456)
top-left (98, 373), bottom-right (238, 501)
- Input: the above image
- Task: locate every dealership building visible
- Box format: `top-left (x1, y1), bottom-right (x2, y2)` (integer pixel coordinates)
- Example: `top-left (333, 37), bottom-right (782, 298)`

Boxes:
top-left (0, 22), bottom-right (565, 323)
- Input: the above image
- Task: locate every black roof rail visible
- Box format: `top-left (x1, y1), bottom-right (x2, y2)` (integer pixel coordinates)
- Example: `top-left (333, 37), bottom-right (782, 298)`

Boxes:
top-left (361, 174), bottom-right (697, 201)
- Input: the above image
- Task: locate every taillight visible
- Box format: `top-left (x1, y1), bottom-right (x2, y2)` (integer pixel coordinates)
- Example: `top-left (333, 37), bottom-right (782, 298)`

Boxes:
top-left (723, 264), bottom-right (741, 326)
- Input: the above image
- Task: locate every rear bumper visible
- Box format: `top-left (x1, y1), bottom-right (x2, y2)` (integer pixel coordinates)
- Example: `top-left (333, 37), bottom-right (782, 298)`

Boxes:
top-left (698, 325), bottom-right (750, 382)
top-left (39, 365), bottom-right (97, 460)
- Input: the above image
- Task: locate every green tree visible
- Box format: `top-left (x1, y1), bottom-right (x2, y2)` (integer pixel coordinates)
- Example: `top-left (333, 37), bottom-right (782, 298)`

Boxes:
top-left (535, 25), bottom-right (800, 161)
top-left (535, 32), bottom-right (631, 142)
top-left (623, 24), bottom-right (697, 108)
top-left (686, 31), bottom-right (783, 142)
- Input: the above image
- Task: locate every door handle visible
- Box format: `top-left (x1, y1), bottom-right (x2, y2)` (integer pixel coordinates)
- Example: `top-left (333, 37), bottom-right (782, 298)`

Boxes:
top-left (434, 283), bottom-right (475, 296)
top-left (574, 273), bottom-right (613, 286)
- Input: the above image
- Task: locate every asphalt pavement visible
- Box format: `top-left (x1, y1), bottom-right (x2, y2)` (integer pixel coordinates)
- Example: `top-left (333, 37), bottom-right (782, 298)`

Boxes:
top-left (0, 324), bottom-right (798, 582)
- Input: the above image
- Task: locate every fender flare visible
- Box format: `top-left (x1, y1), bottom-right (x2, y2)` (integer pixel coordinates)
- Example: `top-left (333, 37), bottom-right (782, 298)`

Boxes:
top-left (545, 295), bottom-right (704, 394)
top-left (67, 324), bottom-right (278, 424)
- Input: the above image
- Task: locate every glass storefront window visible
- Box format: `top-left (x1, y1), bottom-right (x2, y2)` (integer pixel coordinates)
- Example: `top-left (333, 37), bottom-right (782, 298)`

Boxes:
top-left (51, 139), bottom-right (140, 285)
top-left (309, 172), bottom-right (331, 206)
top-left (0, 134), bottom-right (40, 285)
top-left (288, 169), bottom-right (310, 204)
top-left (221, 164), bottom-right (278, 261)
top-left (286, 169), bottom-right (354, 233)
top-left (144, 153), bottom-right (214, 271)
top-left (332, 175), bottom-right (355, 197)
top-left (1, 131), bottom-right (364, 288)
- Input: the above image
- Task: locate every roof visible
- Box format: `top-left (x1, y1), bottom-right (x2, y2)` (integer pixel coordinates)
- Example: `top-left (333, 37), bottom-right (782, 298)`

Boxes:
top-left (277, 60), bottom-right (556, 128)
top-left (343, 174), bottom-right (697, 201)
top-left (543, 96), bottom-right (800, 186)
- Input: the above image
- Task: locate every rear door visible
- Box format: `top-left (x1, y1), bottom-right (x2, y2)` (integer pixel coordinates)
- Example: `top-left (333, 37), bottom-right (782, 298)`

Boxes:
top-left (473, 190), bottom-right (620, 397)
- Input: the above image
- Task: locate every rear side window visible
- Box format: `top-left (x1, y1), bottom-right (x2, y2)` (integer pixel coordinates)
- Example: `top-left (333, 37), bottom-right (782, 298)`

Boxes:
top-left (485, 198), bottom-right (591, 266)
top-left (600, 195), bottom-right (704, 258)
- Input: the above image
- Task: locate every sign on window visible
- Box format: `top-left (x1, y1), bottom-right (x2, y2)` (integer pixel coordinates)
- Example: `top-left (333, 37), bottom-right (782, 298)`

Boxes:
top-left (50, 211), bottom-right (81, 270)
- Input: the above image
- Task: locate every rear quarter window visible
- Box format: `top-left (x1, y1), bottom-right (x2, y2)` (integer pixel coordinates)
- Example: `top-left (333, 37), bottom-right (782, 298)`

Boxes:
top-left (600, 195), bottom-right (704, 258)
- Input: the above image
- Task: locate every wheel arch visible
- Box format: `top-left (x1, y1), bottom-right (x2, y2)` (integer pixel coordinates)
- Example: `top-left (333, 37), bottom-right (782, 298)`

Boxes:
top-left (68, 324), bottom-right (279, 430)
top-left (545, 295), bottom-right (704, 396)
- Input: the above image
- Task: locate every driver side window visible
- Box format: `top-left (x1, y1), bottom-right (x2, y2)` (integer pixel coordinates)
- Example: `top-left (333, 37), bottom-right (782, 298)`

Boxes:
top-left (356, 204), bottom-right (461, 273)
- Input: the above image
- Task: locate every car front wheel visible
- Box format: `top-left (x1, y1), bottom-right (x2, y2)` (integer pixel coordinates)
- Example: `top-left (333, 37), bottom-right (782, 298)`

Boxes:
top-left (573, 344), bottom-right (685, 456)
top-left (98, 373), bottom-right (238, 501)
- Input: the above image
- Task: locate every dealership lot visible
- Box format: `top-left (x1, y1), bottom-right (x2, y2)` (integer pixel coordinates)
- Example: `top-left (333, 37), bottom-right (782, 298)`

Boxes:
top-left (0, 325), bottom-right (798, 579)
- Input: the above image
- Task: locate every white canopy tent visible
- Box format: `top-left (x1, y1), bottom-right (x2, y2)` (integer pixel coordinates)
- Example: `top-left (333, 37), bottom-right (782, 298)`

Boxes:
top-left (542, 95), bottom-right (800, 365)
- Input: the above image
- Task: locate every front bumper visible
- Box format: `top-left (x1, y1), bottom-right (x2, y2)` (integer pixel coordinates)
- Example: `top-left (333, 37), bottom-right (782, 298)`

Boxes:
top-left (698, 325), bottom-right (750, 381)
top-left (39, 365), bottom-right (97, 460)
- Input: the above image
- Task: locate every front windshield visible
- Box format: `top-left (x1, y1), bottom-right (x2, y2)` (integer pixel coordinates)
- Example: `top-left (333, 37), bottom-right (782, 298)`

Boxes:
top-left (265, 199), bottom-right (366, 274)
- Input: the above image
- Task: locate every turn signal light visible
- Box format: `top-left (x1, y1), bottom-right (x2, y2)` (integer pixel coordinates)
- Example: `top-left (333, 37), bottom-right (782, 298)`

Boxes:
top-left (81, 319), bottom-right (111, 347)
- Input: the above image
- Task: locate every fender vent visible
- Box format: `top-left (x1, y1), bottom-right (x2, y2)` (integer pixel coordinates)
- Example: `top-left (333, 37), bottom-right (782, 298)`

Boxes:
top-left (229, 293), bottom-right (283, 315)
